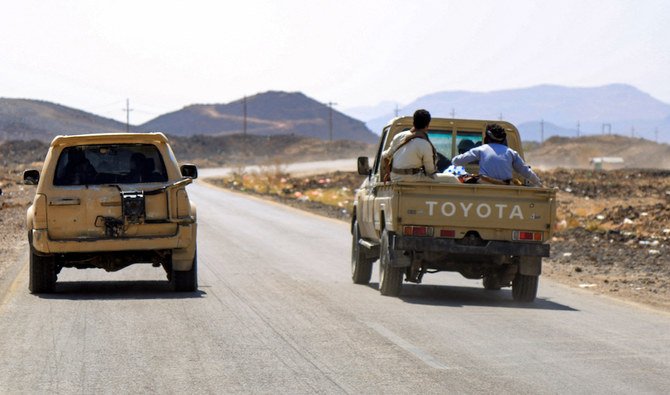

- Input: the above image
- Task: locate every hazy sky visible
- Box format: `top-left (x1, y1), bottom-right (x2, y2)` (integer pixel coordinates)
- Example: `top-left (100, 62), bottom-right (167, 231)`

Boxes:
top-left (1, 0), bottom-right (668, 124)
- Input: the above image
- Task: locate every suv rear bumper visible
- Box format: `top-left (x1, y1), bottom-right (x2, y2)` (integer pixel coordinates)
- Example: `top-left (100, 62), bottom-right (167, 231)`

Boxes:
top-left (390, 234), bottom-right (550, 257)
top-left (31, 224), bottom-right (195, 254)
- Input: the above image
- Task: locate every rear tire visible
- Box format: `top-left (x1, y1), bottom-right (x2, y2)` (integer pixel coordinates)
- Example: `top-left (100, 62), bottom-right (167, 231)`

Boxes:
top-left (173, 253), bottom-right (198, 292)
top-left (29, 246), bottom-right (56, 294)
top-left (512, 273), bottom-right (538, 302)
top-left (351, 220), bottom-right (373, 284)
top-left (379, 230), bottom-right (403, 296)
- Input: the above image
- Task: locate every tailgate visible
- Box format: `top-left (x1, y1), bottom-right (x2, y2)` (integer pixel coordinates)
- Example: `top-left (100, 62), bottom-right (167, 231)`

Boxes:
top-left (46, 185), bottom-right (176, 240)
top-left (397, 183), bottom-right (556, 235)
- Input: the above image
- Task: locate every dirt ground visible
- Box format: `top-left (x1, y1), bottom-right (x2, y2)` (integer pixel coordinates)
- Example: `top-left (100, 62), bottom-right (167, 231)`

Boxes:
top-left (0, 165), bottom-right (33, 283)
top-left (209, 168), bottom-right (670, 311)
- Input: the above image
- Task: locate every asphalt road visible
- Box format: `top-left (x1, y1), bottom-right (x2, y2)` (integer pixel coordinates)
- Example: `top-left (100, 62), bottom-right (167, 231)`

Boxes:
top-left (1, 181), bottom-right (669, 394)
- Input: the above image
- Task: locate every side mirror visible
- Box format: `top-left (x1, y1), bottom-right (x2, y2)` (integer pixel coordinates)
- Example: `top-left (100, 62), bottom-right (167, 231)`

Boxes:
top-left (180, 164), bottom-right (198, 179)
top-left (23, 169), bottom-right (40, 185)
top-left (357, 157), bottom-right (370, 176)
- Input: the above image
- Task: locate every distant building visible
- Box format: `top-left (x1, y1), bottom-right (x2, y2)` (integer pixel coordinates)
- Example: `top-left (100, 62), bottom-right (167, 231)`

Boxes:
top-left (590, 157), bottom-right (624, 170)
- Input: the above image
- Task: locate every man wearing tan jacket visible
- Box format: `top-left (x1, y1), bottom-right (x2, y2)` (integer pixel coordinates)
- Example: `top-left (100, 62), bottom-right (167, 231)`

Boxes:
top-left (382, 109), bottom-right (437, 182)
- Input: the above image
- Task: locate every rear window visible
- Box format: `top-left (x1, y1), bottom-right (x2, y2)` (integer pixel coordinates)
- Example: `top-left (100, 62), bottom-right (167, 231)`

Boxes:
top-left (54, 144), bottom-right (168, 186)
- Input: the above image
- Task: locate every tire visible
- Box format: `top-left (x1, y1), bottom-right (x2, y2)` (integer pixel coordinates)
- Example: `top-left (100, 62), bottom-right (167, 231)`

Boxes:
top-left (483, 275), bottom-right (501, 291)
top-left (173, 253), bottom-right (198, 292)
top-left (512, 273), bottom-right (538, 302)
top-left (379, 229), bottom-right (403, 296)
top-left (351, 220), bottom-right (373, 284)
top-left (29, 246), bottom-right (56, 294)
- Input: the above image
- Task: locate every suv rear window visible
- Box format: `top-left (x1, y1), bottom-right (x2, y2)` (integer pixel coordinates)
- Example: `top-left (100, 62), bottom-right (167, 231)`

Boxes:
top-left (54, 144), bottom-right (168, 186)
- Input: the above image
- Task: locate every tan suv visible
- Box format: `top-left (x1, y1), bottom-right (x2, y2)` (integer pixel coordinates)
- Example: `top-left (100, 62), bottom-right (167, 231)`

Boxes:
top-left (24, 133), bottom-right (198, 293)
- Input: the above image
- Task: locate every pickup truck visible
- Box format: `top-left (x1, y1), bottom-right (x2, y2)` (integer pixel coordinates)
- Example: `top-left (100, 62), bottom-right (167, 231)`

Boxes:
top-left (24, 133), bottom-right (198, 293)
top-left (351, 117), bottom-right (556, 302)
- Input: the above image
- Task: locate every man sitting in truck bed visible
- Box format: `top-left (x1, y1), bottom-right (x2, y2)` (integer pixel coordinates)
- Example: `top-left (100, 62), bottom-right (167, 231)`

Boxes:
top-left (452, 123), bottom-right (542, 186)
top-left (381, 109), bottom-right (437, 182)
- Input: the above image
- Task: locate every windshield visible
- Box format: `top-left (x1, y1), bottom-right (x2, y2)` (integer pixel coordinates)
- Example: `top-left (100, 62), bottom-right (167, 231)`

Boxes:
top-left (54, 144), bottom-right (168, 186)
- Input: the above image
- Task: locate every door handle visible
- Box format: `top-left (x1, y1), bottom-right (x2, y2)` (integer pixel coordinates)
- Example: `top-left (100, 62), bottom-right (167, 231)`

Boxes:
top-left (49, 198), bottom-right (81, 206)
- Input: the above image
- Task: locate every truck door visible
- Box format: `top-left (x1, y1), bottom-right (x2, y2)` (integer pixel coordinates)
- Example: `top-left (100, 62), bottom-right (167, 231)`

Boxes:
top-left (359, 127), bottom-right (389, 239)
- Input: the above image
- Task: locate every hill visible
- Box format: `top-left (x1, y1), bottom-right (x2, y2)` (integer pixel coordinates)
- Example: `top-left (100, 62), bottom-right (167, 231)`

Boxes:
top-left (364, 84), bottom-right (670, 142)
top-left (141, 91), bottom-right (377, 143)
top-left (525, 135), bottom-right (670, 169)
top-left (0, 98), bottom-right (130, 141)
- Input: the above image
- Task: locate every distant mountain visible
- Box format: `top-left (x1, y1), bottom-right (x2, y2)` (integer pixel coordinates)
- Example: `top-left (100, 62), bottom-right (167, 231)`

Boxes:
top-left (365, 84), bottom-right (670, 142)
top-left (141, 91), bottom-right (377, 143)
top-left (0, 98), bottom-right (130, 141)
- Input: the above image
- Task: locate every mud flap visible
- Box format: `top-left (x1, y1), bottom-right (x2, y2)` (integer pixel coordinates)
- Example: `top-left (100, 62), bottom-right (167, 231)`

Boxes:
top-left (519, 256), bottom-right (542, 276)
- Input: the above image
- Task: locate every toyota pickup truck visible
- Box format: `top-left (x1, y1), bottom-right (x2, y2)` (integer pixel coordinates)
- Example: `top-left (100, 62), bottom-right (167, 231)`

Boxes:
top-left (351, 117), bottom-right (556, 302)
top-left (24, 133), bottom-right (198, 293)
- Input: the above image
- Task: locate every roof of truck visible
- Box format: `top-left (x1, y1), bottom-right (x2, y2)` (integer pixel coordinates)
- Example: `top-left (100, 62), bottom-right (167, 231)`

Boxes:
top-left (50, 132), bottom-right (170, 147)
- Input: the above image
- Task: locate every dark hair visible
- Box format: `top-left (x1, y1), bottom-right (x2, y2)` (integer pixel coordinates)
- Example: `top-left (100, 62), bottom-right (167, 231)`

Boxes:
top-left (484, 123), bottom-right (507, 145)
top-left (413, 109), bottom-right (431, 129)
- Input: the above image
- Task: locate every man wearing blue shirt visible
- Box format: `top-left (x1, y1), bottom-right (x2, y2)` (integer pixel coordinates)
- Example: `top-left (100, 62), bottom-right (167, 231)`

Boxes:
top-left (451, 124), bottom-right (542, 186)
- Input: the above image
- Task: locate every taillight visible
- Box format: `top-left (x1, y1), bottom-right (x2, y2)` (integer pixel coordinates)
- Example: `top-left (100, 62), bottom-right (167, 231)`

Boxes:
top-left (403, 226), bottom-right (433, 237)
top-left (176, 189), bottom-right (190, 218)
top-left (512, 230), bottom-right (543, 241)
top-left (33, 194), bottom-right (48, 229)
top-left (440, 229), bottom-right (456, 238)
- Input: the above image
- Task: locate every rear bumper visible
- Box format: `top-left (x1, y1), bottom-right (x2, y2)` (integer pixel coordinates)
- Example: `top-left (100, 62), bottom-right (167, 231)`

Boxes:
top-left (31, 224), bottom-right (195, 254)
top-left (390, 234), bottom-right (550, 257)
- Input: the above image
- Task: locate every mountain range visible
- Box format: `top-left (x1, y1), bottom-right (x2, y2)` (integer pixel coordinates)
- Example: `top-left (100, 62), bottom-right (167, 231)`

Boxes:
top-left (0, 92), bottom-right (376, 143)
top-left (1, 84), bottom-right (668, 144)
top-left (357, 84), bottom-right (670, 142)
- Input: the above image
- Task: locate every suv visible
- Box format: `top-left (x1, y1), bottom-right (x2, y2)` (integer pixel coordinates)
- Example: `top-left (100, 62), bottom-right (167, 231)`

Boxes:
top-left (24, 133), bottom-right (198, 293)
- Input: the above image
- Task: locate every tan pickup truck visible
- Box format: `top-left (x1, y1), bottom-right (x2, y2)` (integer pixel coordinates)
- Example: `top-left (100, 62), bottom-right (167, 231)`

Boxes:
top-left (351, 117), bottom-right (557, 302)
top-left (24, 133), bottom-right (198, 293)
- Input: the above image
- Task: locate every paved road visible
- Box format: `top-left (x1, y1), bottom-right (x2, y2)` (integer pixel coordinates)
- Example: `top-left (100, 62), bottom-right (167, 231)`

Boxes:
top-left (1, 182), bottom-right (669, 394)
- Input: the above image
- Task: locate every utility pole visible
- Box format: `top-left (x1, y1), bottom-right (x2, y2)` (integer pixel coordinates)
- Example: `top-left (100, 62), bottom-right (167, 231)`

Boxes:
top-left (576, 120), bottom-right (580, 137)
top-left (601, 123), bottom-right (612, 135)
top-left (123, 98), bottom-right (133, 133)
top-left (243, 95), bottom-right (247, 136)
top-left (655, 127), bottom-right (659, 143)
top-left (450, 108), bottom-right (455, 118)
top-left (498, 113), bottom-right (503, 121)
top-left (394, 103), bottom-right (399, 117)
top-left (540, 119), bottom-right (544, 144)
top-left (631, 126), bottom-right (635, 138)
top-left (327, 101), bottom-right (337, 141)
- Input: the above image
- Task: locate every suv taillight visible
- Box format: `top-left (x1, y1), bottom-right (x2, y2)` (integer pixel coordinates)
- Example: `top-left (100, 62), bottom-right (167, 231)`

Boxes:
top-left (33, 194), bottom-right (48, 229)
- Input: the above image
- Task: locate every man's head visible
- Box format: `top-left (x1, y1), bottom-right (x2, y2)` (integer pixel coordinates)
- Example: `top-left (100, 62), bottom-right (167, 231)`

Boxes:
top-left (484, 123), bottom-right (507, 144)
top-left (413, 109), bottom-right (431, 130)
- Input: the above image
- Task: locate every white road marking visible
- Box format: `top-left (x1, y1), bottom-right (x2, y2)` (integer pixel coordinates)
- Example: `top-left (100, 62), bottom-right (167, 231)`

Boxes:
top-left (365, 322), bottom-right (451, 370)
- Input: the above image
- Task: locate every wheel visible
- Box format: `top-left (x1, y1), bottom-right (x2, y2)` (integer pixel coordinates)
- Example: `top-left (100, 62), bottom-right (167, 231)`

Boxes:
top-left (483, 275), bottom-right (501, 291)
top-left (379, 229), bottom-right (403, 296)
top-left (512, 273), bottom-right (538, 302)
top-left (351, 220), bottom-right (373, 284)
top-left (173, 253), bottom-right (198, 292)
top-left (29, 245), bottom-right (56, 294)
